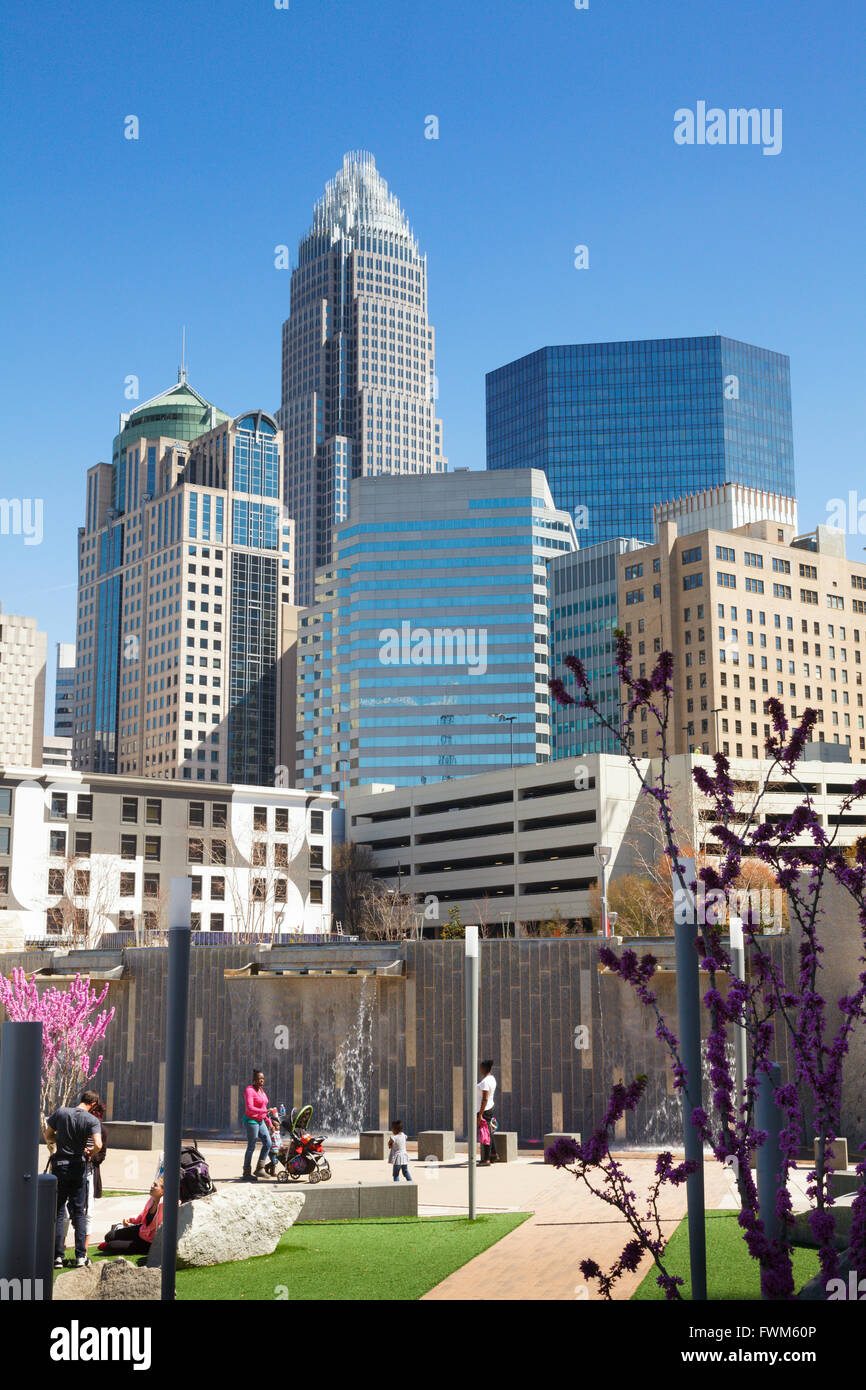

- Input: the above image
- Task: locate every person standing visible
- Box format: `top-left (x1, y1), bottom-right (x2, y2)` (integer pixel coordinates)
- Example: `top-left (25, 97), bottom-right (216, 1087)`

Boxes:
top-left (44, 1090), bottom-right (103, 1268)
top-left (388, 1120), bottom-right (413, 1182)
top-left (84, 1096), bottom-right (108, 1249)
top-left (477, 1060), bottom-right (498, 1166)
top-left (242, 1069), bottom-right (272, 1181)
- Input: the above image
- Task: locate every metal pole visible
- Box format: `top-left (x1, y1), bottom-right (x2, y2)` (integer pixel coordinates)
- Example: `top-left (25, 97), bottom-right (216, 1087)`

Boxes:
top-left (0, 1020), bottom-right (43, 1286)
top-left (601, 860), bottom-right (608, 938)
top-left (161, 877), bottom-right (192, 1301)
top-left (673, 858), bottom-right (707, 1300)
top-left (35, 1173), bottom-right (57, 1300)
top-left (756, 1062), bottom-right (783, 1254)
top-left (465, 925), bottom-right (479, 1220)
top-left (729, 916), bottom-right (747, 1112)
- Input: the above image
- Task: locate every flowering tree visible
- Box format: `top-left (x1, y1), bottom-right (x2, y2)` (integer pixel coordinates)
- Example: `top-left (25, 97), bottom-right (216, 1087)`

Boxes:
top-left (549, 635), bottom-right (866, 1300)
top-left (0, 968), bottom-right (115, 1123)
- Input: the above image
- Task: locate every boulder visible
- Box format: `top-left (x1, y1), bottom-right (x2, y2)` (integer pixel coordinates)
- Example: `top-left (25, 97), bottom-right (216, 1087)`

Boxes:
top-left (55, 1258), bottom-right (161, 1301)
top-left (147, 1186), bottom-right (305, 1269)
top-left (797, 1250), bottom-right (865, 1301)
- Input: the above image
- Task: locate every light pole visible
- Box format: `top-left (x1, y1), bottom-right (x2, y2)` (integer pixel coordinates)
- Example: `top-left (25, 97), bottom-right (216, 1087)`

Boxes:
top-left (161, 877), bottom-right (192, 1301)
top-left (490, 713), bottom-right (516, 769)
top-left (464, 924), bottom-right (479, 1220)
top-left (672, 855), bottom-right (708, 1301)
top-left (594, 844), bottom-right (612, 937)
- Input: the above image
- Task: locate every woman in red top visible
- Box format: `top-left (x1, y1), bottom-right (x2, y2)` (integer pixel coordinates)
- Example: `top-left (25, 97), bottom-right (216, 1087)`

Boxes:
top-left (243, 1069), bottom-right (274, 1181)
top-left (98, 1178), bottom-right (164, 1256)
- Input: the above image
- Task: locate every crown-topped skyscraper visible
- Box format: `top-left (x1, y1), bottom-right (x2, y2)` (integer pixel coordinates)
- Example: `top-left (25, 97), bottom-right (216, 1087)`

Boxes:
top-left (279, 151), bottom-right (446, 605)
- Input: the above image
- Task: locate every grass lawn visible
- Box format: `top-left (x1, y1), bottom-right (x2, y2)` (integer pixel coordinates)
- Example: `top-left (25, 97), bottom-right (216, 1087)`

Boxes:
top-left (173, 1214), bottom-right (529, 1301)
top-left (632, 1212), bottom-right (820, 1300)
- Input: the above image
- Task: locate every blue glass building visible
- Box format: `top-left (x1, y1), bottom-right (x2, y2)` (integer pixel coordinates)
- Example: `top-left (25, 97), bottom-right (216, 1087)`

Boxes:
top-left (486, 336), bottom-right (795, 546)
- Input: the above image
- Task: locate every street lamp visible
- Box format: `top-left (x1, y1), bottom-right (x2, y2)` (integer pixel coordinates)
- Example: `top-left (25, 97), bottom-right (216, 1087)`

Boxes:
top-left (594, 844), bottom-right (612, 937)
top-left (490, 713), bottom-right (516, 769)
top-left (464, 925), bottom-right (479, 1220)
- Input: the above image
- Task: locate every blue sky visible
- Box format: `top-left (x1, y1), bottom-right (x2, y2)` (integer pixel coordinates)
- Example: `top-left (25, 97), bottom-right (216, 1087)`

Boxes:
top-left (1, 0), bottom-right (864, 719)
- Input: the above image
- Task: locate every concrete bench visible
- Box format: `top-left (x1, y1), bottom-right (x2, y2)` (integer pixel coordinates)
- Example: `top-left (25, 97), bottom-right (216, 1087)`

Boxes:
top-left (294, 1182), bottom-right (417, 1223)
top-left (103, 1120), bottom-right (164, 1151)
top-left (493, 1130), bottom-right (517, 1162)
top-left (359, 1131), bottom-right (388, 1160)
top-left (814, 1137), bottom-right (848, 1171)
top-left (416, 1130), bottom-right (455, 1162)
top-left (543, 1132), bottom-right (582, 1162)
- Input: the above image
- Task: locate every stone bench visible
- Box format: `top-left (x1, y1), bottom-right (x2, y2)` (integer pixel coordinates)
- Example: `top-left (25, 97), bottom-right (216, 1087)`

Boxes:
top-left (543, 1132), bottom-right (582, 1162)
top-left (416, 1130), bottom-right (455, 1162)
top-left (359, 1131), bottom-right (388, 1160)
top-left (103, 1120), bottom-right (164, 1151)
top-left (791, 1193), bottom-right (855, 1250)
top-left (493, 1130), bottom-right (517, 1162)
top-left (295, 1182), bottom-right (418, 1223)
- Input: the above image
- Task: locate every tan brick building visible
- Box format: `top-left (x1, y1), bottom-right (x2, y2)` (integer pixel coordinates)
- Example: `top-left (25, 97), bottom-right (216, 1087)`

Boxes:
top-left (0, 605), bottom-right (46, 766)
top-left (617, 486), bottom-right (866, 761)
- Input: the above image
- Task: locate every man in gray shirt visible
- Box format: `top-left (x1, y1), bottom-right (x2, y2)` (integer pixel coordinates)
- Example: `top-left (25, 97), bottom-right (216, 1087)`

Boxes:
top-left (45, 1090), bottom-right (103, 1268)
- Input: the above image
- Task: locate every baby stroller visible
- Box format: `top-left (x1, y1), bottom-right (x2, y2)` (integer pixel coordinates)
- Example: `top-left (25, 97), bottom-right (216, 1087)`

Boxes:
top-left (275, 1104), bottom-right (332, 1184)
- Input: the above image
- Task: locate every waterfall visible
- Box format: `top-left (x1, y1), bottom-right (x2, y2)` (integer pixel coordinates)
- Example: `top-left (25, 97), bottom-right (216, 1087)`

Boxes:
top-left (314, 976), bottom-right (374, 1137)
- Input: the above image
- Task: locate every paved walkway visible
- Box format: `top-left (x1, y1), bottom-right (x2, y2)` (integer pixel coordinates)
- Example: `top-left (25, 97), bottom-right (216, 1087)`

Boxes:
top-left (49, 1138), bottom-right (742, 1298)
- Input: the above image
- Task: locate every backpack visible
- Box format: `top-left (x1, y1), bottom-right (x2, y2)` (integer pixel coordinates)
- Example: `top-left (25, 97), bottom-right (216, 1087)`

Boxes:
top-left (179, 1143), bottom-right (215, 1201)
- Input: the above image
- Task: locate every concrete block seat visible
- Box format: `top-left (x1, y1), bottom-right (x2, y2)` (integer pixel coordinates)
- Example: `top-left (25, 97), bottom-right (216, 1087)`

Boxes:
top-left (493, 1131), bottom-right (518, 1162)
top-left (416, 1131), bottom-right (455, 1162)
top-left (359, 1131), bottom-right (388, 1160)
top-left (814, 1137), bottom-right (849, 1171)
top-left (296, 1182), bottom-right (417, 1222)
top-left (102, 1120), bottom-right (164, 1151)
top-left (543, 1132), bottom-right (582, 1162)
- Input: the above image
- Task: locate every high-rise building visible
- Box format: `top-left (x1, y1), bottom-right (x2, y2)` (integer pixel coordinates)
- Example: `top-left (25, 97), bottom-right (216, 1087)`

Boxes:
top-left (280, 151), bottom-right (446, 606)
top-left (296, 468), bottom-right (576, 795)
top-left (486, 336), bottom-right (795, 546)
top-left (617, 484), bottom-right (866, 761)
top-left (74, 376), bottom-right (296, 784)
top-left (548, 538), bottom-right (648, 759)
top-left (54, 642), bottom-right (76, 736)
top-left (0, 605), bottom-right (46, 765)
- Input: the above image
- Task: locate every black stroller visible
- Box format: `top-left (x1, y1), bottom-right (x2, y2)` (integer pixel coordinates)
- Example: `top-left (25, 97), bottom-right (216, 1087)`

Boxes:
top-left (274, 1104), bottom-right (332, 1184)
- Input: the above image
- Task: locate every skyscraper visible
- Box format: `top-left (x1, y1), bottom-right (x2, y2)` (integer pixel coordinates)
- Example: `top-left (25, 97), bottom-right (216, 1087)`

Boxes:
top-left (280, 151), bottom-right (446, 606)
top-left (0, 605), bottom-right (46, 766)
top-left (486, 336), bottom-right (795, 547)
top-left (296, 468), bottom-right (576, 794)
top-left (74, 377), bottom-right (295, 784)
top-left (54, 642), bottom-right (76, 737)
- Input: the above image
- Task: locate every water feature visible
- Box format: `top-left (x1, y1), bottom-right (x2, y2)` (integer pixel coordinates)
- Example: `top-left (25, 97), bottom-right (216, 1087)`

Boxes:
top-left (313, 975), bottom-right (374, 1138)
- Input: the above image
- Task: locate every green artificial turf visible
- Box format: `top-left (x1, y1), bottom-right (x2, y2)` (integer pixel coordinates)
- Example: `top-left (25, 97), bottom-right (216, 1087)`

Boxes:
top-left (174, 1214), bottom-right (529, 1301)
top-left (632, 1212), bottom-right (820, 1301)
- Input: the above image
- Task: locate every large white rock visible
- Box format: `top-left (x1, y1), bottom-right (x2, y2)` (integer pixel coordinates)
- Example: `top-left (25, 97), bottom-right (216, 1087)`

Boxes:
top-left (147, 1186), bottom-right (305, 1269)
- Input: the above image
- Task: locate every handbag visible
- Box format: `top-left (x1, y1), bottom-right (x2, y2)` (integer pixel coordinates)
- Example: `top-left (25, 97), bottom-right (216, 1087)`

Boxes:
top-left (478, 1119), bottom-right (491, 1146)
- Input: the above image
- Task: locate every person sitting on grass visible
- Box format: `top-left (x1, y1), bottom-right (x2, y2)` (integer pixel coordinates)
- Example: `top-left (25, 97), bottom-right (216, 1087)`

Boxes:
top-left (98, 1178), bottom-right (164, 1256)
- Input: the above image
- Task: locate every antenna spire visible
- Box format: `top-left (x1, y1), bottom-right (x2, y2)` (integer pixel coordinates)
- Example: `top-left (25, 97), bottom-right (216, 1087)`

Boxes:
top-left (178, 326), bottom-right (188, 384)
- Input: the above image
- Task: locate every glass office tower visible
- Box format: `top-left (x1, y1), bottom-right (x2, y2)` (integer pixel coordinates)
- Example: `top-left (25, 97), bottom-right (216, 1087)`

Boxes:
top-left (280, 151), bottom-right (446, 607)
top-left (486, 336), bottom-right (795, 547)
top-left (297, 468), bottom-right (576, 794)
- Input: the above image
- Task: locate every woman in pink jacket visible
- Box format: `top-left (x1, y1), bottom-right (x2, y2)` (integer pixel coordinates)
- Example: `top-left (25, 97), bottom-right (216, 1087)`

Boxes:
top-left (98, 1178), bottom-right (164, 1256)
top-left (243, 1069), bottom-right (275, 1181)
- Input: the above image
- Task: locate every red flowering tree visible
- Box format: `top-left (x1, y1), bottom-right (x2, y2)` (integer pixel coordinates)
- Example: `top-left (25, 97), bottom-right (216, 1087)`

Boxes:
top-left (0, 967), bottom-right (115, 1124)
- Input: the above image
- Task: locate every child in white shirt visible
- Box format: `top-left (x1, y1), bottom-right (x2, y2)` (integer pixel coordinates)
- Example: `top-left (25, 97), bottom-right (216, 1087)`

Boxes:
top-left (388, 1120), bottom-right (413, 1182)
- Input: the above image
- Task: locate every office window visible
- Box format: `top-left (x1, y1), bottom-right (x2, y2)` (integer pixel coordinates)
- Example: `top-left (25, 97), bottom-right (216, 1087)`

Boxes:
top-left (188, 838), bottom-right (204, 864)
top-left (211, 840), bottom-right (226, 865)
top-left (188, 801), bottom-right (205, 827)
top-left (76, 795), bottom-right (93, 821)
top-left (121, 796), bottom-right (138, 823)
top-left (48, 868), bottom-right (65, 894)
top-left (253, 806), bottom-right (268, 830)
top-left (143, 872), bottom-right (160, 898)
top-left (50, 793), bottom-right (68, 820)
top-left (145, 798), bottom-right (162, 825)
top-left (120, 833), bottom-right (136, 860)
top-left (212, 803), bottom-right (227, 828)
top-left (310, 845), bottom-right (324, 870)
top-left (119, 872), bottom-right (136, 897)
top-left (74, 832), bottom-right (91, 858)
top-left (275, 808), bottom-right (289, 833)
top-left (211, 875), bottom-right (225, 900)
top-left (144, 835), bottom-right (161, 862)
top-left (309, 880), bottom-right (323, 904)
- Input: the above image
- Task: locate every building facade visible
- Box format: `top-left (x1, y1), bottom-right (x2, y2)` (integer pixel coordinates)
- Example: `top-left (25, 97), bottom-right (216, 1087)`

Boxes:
top-left (74, 378), bottom-right (296, 785)
top-left (617, 486), bottom-right (866, 761)
top-left (0, 767), bottom-right (334, 945)
top-left (548, 537), bottom-right (648, 758)
top-left (296, 468), bottom-right (576, 795)
top-left (0, 605), bottom-right (46, 766)
top-left (279, 150), bottom-right (446, 606)
top-left (486, 336), bottom-right (795, 547)
top-left (54, 642), bottom-right (76, 736)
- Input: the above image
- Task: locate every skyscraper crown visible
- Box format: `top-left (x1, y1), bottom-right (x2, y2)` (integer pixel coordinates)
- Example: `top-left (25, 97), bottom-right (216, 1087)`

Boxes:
top-left (307, 150), bottom-right (418, 251)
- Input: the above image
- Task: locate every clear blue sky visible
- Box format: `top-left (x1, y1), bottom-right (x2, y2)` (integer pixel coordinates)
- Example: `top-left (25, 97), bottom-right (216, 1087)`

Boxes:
top-left (1, 0), bottom-right (864, 721)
